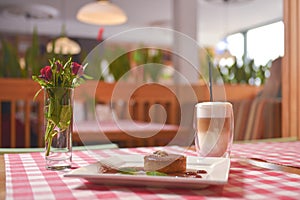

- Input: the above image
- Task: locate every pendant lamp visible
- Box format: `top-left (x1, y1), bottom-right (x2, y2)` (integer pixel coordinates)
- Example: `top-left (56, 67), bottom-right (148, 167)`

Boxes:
top-left (46, 0), bottom-right (81, 55)
top-left (76, 0), bottom-right (127, 25)
top-left (46, 36), bottom-right (81, 55)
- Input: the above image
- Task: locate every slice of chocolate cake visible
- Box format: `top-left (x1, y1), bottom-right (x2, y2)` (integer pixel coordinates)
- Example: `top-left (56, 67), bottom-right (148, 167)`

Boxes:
top-left (144, 150), bottom-right (186, 173)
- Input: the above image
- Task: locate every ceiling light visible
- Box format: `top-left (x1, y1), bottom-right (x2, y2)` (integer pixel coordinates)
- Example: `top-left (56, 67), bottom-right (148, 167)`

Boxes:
top-left (1, 4), bottom-right (59, 20)
top-left (203, 0), bottom-right (253, 4)
top-left (47, 0), bottom-right (81, 55)
top-left (76, 0), bottom-right (127, 25)
top-left (46, 36), bottom-right (81, 55)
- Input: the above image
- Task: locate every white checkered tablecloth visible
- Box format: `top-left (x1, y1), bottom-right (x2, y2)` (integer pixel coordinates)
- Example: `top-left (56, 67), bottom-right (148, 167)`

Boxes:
top-left (5, 142), bottom-right (300, 199)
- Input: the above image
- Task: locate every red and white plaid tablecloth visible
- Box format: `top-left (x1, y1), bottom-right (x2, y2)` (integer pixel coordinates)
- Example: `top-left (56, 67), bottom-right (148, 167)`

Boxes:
top-left (5, 142), bottom-right (300, 199)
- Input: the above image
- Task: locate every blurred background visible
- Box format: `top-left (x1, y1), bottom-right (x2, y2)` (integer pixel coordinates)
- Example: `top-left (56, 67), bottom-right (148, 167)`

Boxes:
top-left (0, 0), bottom-right (283, 85)
top-left (0, 0), bottom-right (288, 148)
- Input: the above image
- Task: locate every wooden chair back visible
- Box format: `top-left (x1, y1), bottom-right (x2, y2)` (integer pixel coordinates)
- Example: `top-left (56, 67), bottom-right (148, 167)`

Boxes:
top-left (93, 82), bottom-right (180, 125)
top-left (129, 84), bottom-right (179, 125)
top-left (259, 57), bottom-right (282, 98)
top-left (234, 57), bottom-right (282, 141)
top-left (0, 79), bottom-right (44, 148)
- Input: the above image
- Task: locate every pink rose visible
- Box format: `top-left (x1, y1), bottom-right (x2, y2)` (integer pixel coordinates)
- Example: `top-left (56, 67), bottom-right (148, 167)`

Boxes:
top-left (40, 66), bottom-right (52, 81)
top-left (71, 62), bottom-right (83, 76)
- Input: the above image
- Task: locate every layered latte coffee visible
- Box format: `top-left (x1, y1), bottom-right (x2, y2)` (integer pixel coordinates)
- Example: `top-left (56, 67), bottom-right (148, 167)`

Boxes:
top-left (194, 102), bottom-right (233, 157)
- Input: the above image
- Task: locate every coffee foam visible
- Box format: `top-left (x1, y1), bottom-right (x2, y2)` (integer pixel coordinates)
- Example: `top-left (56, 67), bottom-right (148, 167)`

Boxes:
top-left (195, 102), bottom-right (232, 118)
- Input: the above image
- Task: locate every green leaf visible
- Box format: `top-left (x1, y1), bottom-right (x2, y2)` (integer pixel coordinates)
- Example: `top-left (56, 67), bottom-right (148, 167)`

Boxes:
top-left (32, 76), bottom-right (49, 87)
top-left (1, 39), bottom-right (21, 77)
top-left (26, 26), bottom-right (41, 77)
top-left (146, 171), bottom-right (167, 176)
top-left (59, 105), bottom-right (72, 130)
top-left (119, 167), bottom-right (138, 175)
top-left (82, 74), bottom-right (93, 80)
top-left (47, 96), bottom-right (61, 125)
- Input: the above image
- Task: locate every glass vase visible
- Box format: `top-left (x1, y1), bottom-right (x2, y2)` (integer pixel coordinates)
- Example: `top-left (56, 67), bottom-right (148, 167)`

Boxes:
top-left (44, 87), bottom-right (73, 170)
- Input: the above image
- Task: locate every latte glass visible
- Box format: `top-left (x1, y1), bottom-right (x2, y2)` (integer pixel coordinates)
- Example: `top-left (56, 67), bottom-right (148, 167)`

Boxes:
top-left (194, 102), bottom-right (234, 158)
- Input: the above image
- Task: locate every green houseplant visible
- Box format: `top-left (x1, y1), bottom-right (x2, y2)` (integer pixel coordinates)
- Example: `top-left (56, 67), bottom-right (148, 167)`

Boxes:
top-left (132, 48), bottom-right (164, 82)
top-left (0, 39), bottom-right (22, 78)
top-left (215, 57), bottom-right (271, 85)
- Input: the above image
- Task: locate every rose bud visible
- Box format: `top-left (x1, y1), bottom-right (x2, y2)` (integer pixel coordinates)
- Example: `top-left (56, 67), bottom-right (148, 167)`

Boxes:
top-left (71, 62), bottom-right (83, 76)
top-left (40, 66), bottom-right (52, 81)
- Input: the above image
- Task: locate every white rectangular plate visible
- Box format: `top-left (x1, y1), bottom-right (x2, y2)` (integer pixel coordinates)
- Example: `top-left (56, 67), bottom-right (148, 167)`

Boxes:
top-left (64, 155), bottom-right (230, 189)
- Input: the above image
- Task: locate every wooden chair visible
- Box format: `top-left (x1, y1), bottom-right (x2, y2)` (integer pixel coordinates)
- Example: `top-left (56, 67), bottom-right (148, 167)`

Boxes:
top-left (234, 57), bottom-right (282, 141)
top-left (91, 82), bottom-right (180, 124)
top-left (74, 81), bottom-right (181, 147)
top-left (129, 83), bottom-right (179, 125)
top-left (0, 79), bottom-right (44, 148)
top-left (232, 99), bottom-right (253, 141)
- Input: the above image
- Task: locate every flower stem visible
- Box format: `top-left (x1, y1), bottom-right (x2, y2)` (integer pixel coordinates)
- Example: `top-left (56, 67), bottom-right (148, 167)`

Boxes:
top-left (45, 121), bottom-right (55, 156)
top-left (45, 135), bottom-right (53, 156)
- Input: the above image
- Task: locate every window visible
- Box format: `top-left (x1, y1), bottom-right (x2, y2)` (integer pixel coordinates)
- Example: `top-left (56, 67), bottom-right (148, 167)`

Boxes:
top-left (247, 21), bottom-right (284, 65)
top-left (218, 21), bottom-right (284, 65)
top-left (215, 21), bottom-right (284, 85)
top-left (227, 33), bottom-right (244, 60)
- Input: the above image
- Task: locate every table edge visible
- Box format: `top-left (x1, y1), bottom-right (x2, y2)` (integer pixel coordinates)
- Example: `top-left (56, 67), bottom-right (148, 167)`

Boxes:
top-left (0, 155), bottom-right (6, 199)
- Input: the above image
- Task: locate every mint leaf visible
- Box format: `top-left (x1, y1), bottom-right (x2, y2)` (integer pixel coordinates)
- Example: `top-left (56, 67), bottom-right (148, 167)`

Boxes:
top-left (119, 167), bottom-right (138, 175)
top-left (146, 171), bottom-right (167, 176)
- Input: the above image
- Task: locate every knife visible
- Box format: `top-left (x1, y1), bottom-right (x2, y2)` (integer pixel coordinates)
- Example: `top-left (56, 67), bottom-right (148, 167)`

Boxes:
top-left (236, 157), bottom-right (300, 175)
